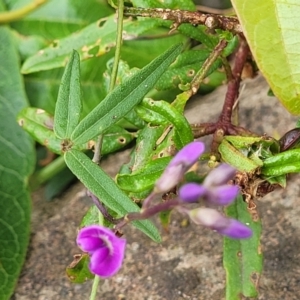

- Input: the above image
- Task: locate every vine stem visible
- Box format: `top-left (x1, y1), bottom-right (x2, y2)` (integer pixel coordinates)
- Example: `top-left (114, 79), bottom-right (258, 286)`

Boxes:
top-left (92, 0), bottom-right (124, 163)
top-left (190, 39), bottom-right (228, 95)
top-left (89, 1), bottom-right (124, 298)
top-left (0, 0), bottom-right (48, 23)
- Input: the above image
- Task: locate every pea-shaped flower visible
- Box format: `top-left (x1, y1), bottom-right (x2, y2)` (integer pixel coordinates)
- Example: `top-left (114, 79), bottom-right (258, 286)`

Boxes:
top-left (188, 207), bottom-right (252, 239)
top-left (155, 141), bottom-right (205, 193)
top-left (179, 164), bottom-right (239, 205)
top-left (77, 225), bottom-right (126, 278)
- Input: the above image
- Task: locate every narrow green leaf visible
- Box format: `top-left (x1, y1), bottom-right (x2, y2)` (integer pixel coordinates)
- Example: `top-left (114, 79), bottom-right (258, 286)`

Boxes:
top-left (224, 195), bottom-right (263, 299)
top-left (136, 98), bottom-right (193, 148)
top-left (116, 157), bottom-right (171, 192)
top-left (0, 22), bottom-right (35, 299)
top-left (219, 140), bottom-right (261, 172)
top-left (101, 125), bottom-right (135, 154)
top-left (21, 17), bottom-right (159, 74)
top-left (18, 107), bottom-right (66, 154)
top-left (64, 150), bottom-right (161, 242)
top-left (54, 50), bottom-right (82, 139)
top-left (231, 0), bottom-right (300, 114)
top-left (131, 125), bottom-right (165, 172)
top-left (262, 148), bottom-right (300, 176)
top-left (71, 43), bottom-right (183, 145)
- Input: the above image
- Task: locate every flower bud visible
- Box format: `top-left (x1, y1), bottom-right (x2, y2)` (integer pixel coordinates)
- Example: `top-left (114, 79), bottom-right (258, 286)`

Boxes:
top-left (188, 207), bottom-right (252, 239)
top-left (155, 141), bottom-right (205, 193)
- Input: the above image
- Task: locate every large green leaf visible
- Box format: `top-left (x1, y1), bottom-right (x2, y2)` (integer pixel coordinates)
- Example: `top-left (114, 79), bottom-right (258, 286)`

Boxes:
top-left (21, 16), bottom-right (159, 74)
top-left (64, 150), bottom-right (161, 243)
top-left (6, 0), bottom-right (113, 39)
top-left (0, 22), bottom-right (35, 300)
top-left (70, 43), bottom-right (183, 145)
top-left (231, 0), bottom-right (300, 114)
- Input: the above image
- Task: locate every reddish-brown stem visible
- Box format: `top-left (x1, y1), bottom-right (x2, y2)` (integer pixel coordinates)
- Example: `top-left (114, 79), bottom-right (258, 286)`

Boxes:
top-left (219, 39), bottom-right (250, 123)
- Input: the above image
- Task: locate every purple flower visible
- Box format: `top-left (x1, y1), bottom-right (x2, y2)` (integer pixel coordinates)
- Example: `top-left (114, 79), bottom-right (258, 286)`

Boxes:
top-left (188, 207), bottom-right (252, 239)
top-left (179, 163), bottom-right (239, 205)
top-left (77, 225), bottom-right (126, 278)
top-left (155, 141), bottom-right (205, 193)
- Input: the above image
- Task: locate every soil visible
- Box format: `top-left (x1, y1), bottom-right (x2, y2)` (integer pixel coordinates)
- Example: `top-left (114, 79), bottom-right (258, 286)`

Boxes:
top-left (12, 76), bottom-right (300, 300)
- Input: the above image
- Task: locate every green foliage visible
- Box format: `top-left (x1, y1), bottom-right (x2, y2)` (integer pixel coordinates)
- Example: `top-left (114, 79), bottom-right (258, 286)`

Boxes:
top-left (54, 50), bottom-right (82, 139)
top-left (21, 17), bottom-right (160, 73)
top-left (224, 195), bottom-right (263, 299)
top-left (232, 0), bottom-right (300, 115)
top-left (70, 43), bottom-right (183, 145)
top-left (64, 150), bottom-right (161, 243)
top-left (4, 0), bottom-right (300, 297)
top-left (66, 254), bottom-right (94, 283)
top-left (0, 21), bottom-right (35, 300)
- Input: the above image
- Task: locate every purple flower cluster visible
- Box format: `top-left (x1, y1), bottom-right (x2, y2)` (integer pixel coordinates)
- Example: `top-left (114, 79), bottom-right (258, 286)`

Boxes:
top-left (155, 141), bottom-right (251, 239)
top-left (76, 141), bottom-right (252, 278)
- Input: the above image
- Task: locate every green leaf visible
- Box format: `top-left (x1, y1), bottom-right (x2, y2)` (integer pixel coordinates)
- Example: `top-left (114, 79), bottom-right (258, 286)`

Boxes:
top-left (224, 195), bottom-right (263, 299)
top-left (116, 157), bottom-right (171, 192)
top-left (24, 55), bottom-right (113, 117)
top-left (64, 149), bottom-right (161, 243)
top-left (231, 0), bottom-right (300, 114)
top-left (66, 254), bottom-right (94, 283)
top-left (21, 17), bottom-right (159, 74)
top-left (8, 0), bottom-right (113, 39)
top-left (131, 125), bottom-right (165, 172)
top-left (70, 43), bottom-right (183, 145)
top-left (18, 108), bottom-right (135, 155)
top-left (261, 149), bottom-right (300, 176)
top-left (54, 50), bottom-right (82, 139)
top-left (155, 49), bottom-right (218, 90)
top-left (0, 96), bottom-right (34, 299)
top-left (219, 139), bottom-right (261, 172)
top-left (136, 98), bottom-right (193, 148)
top-left (0, 23), bottom-right (35, 299)
top-left (18, 107), bottom-right (66, 154)
top-left (100, 125), bottom-right (136, 154)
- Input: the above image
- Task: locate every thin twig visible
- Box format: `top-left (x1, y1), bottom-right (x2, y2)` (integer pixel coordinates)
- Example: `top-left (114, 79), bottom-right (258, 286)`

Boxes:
top-left (124, 7), bottom-right (242, 34)
top-left (190, 39), bottom-right (228, 95)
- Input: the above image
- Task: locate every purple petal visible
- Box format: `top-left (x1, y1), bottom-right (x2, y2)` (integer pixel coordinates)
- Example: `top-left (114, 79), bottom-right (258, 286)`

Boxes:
top-left (188, 207), bottom-right (226, 227)
top-left (179, 183), bottom-right (207, 203)
top-left (169, 141), bottom-right (205, 170)
top-left (205, 185), bottom-right (239, 206)
top-left (188, 208), bottom-right (252, 239)
top-left (155, 164), bottom-right (185, 193)
top-left (216, 219), bottom-right (252, 239)
top-left (90, 238), bottom-right (126, 278)
top-left (77, 225), bottom-right (116, 253)
top-left (77, 236), bottom-right (106, 253)
top-left (155, 141), bottom-right (205, 193)
top-left (204, 164), bottom-right (236, 187)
